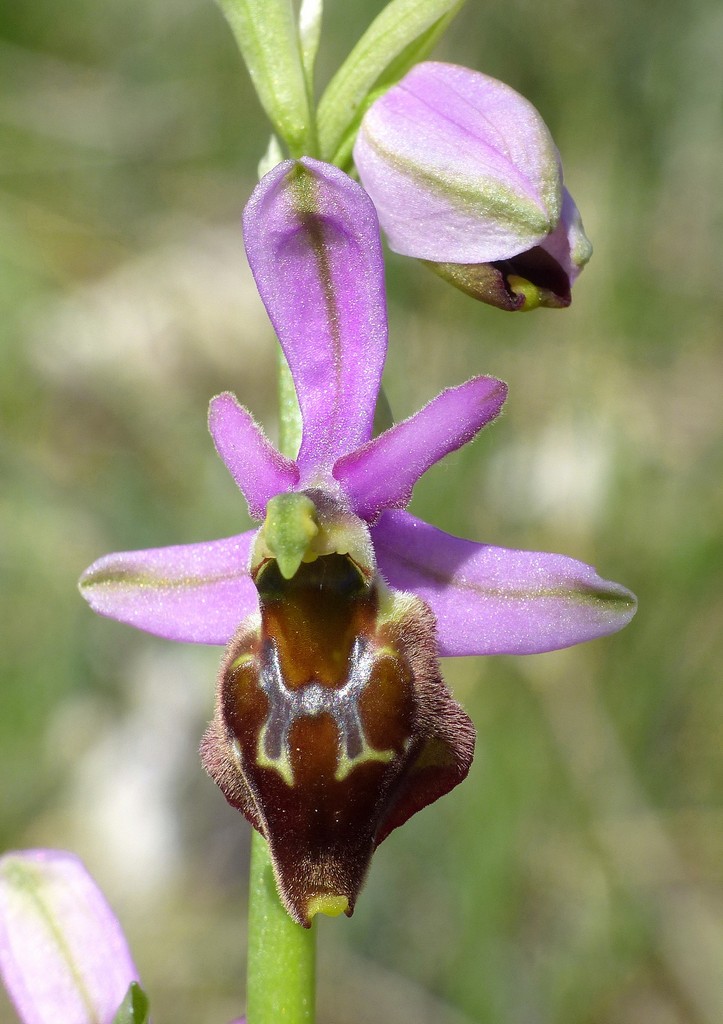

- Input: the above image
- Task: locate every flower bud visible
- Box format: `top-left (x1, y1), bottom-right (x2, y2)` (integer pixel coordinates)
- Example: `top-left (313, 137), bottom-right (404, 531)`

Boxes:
top-left (354, 61), bottom-right (591, 310)
top-left (0, 850), bottom-right (140, 1024)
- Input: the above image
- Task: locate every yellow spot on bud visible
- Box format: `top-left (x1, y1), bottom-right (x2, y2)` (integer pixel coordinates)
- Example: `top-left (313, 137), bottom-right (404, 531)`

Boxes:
top-left (507, 275), bottom-right (543, 311)
top-left (307, 894), bottom-right (349, 919)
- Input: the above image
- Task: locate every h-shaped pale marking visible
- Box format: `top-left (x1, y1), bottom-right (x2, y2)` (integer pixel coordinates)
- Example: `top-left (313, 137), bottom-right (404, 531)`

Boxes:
top-left (255, 637), bottom-right (395, 786)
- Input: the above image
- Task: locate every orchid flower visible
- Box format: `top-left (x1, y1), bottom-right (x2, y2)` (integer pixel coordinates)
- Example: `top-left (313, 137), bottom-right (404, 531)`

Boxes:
top-left (0, 850), bottom-right (145, 1024)
top-left (79, 158), bottom-right (635, 926)
top-left (354, 62), bottom-right (592, 311)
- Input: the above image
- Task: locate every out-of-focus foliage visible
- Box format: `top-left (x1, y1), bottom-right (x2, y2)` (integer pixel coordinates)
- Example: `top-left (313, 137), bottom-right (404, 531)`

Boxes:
top-left (1, 1), bottom-right (721, 1022)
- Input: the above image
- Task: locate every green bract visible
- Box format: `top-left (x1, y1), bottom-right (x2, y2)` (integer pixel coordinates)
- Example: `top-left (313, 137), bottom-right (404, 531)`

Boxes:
top-left (217, 0), bottom-right (315, 156)
top-left (317, 0), bottom-right (468, 165)
top-left (112, 983), bottom-right (151, 1024)
top-left (298, 0), bottom-right (323, 92)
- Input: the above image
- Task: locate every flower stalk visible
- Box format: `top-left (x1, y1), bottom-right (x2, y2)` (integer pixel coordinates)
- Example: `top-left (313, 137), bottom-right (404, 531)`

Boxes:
top-left (247, 833), bottom-right (316, 1024)
top-left (245, 300), bottom-right (316, 1024)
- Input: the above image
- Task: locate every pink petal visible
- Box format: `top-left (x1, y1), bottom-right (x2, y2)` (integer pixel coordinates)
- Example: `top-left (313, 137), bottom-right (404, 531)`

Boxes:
top-left (354, 62), bottom-right (562, 263)
top-left (79, 531), bottom-right (258, 645)
top-left (243, 158), bottom-right (387, 474)
top-left (334, 377), bottom-right (507, 521)
top-left (372, 511), bottom-right (637, 656)
top-left (0, 850), bottom-right (138, 1024)
top-left (538, 187), bottom-right (593, 286)
top-left (208, 392), bottom-right (299, 520)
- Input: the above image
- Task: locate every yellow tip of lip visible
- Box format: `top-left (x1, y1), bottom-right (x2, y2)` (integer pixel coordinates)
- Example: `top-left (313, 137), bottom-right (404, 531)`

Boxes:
top-left (307, 894), bottom-right (349, 920)
top-left (507, 274), bottom-right (543, 311)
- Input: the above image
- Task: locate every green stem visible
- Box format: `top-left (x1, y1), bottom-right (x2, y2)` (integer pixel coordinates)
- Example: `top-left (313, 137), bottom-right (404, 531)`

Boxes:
top-left (245, 347), bottom-right (314, 1024)
top-left (246, 831), bottom-right (316, 1024)
top-left (277, 351), bottom-right (303, 458)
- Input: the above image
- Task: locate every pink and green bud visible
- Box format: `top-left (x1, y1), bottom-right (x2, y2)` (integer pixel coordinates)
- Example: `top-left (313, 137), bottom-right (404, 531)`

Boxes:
top-left (0, 850), bottom-right (141, 1024)
top-left (354, 61), bottom-right (592, 310)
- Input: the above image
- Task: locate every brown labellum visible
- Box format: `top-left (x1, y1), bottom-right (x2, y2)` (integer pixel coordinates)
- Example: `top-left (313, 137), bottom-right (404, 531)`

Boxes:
top-left (201, 552), bottom-right (474, 926)
top-left (427, 246), bottom-right (572, 311)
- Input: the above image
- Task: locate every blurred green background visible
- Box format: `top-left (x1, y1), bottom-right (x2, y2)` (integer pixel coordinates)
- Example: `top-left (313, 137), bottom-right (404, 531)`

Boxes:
top-left (1, 0), bottom-right (721, 1021)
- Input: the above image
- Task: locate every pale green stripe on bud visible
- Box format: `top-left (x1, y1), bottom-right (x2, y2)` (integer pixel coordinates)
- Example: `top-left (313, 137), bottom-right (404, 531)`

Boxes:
top-left (216, 0), bottom-right (315, 156)
top-left (317, 0), bottom-right (468, 165)
top-left (363, 131), bottom-right (555, 237)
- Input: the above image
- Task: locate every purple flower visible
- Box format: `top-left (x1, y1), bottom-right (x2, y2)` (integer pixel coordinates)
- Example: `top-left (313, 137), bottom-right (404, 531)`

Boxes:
top-left (354, 62), bottom-right (592, 311)
top-left (0, 850), bottom-right (141, 1024)
top-left (80, 158), bottom-right (634, 925)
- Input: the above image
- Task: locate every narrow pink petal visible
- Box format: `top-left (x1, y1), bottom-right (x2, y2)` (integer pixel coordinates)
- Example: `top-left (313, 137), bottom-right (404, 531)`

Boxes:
top-left (243, 158), bottom-right (387, 474)
top-left (208, 392), bottom-right (299, 520)
top-left (354, 62), bottom-right (562, 263)
top-left (372, 511), bottom-right (637, 656)
top-left (0, 850), bottom-right (138, 1024)
top-left (79, 531), bottom-right (258, 645)
top-left (334, 377), bottom-right (507, 521)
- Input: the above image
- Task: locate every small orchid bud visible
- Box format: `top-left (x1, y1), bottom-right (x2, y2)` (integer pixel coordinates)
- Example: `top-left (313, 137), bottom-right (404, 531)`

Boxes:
top-left (354, 62), bottom-right (592, 310)
top-left (0, 850), bottom-right (141, 1024)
